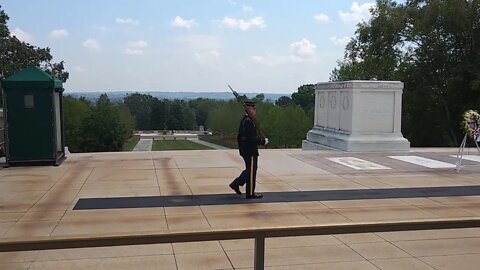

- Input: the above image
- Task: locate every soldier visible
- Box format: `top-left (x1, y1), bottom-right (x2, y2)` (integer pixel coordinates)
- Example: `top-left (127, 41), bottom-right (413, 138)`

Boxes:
top-left (229, 100), bottom-right (269, 199)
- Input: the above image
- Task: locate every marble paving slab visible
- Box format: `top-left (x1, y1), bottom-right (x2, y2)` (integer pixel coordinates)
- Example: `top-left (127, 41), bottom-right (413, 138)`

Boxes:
top-left (327, 157), bottom-right (391, 170)
top-left (450, 155), bottom-right (480, 163)
top-left (389, 156), bottom-right (456, 169)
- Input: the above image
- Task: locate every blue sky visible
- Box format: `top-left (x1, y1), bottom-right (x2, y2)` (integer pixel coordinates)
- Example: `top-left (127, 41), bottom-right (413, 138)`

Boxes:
top-left (2, 0), bottom-right (378, 94)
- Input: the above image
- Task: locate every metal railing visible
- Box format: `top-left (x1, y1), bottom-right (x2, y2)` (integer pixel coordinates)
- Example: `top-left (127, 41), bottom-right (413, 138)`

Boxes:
top-left (1, 218), bottom-right (480, 270)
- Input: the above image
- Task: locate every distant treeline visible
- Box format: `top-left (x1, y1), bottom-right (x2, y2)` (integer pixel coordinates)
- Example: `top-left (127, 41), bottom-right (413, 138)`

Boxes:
top-left (66, 91), bottom-right (286, 103)
top-left (64, 85), bottom-right (316, 152)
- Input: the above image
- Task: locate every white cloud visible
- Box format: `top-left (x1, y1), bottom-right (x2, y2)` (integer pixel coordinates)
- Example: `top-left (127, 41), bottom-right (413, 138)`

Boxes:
top-left (123, 48), bottom-right (144, 55)
top-left (194, 50), bottom-right (221, 64)
top-left (243, 5), bottom-right (253, 12)
top-left (175, 35), bottom-right (224, 51)
top-left (82, 39), bottom-right (101, 51)
top-left (314, 13), bottom-right (330, 23)
top-left (252, 54), bottom-right (302, 67)
top-left (227, 0), bottom-right (237, 5)
top-left (123, 40), bottom-right (148, 55)
top-left (339, 2), bottom-right (375, 24)
top-left (128, 40), bottom-right (148, 48)
top-left (171, 16), bottom-right (198, 30)
top-left (252, 38), bottom-right (317, 67)
top-left (330, 36), bottom-right (350, 46)
top-left (49, 29), bottom-right (69, 39)
top-left (115, 18), bottom-right (139, 26)
top-left (10, 28), bottom-right (32, 43)
top-left (220, 16), bottom-right (266, 31)
top-left (291, 38), bottom-right (316, 57)
top-left (74, 66), bottom-right (86, 72)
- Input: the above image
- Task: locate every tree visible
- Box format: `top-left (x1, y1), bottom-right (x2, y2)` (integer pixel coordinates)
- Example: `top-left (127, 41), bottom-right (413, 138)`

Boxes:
top-left (167, 101), bottom-right (184, 130)
top-left (189, 98), bottom-right (220, 129)
top-left (207, 101), bottom-right (243, 137)
top-left (183, 106), bottom-right (197, 130)
top-left (123, 93), bottom-right (154, 130)
top-left (252, 93), bottom-right (265, 103)
top-left (47, 61), bottom-right (69, 82)
top-left (330, 0), bottom-right (404, 82)
top-left (276, 96), bottom-right (294, 107)
top-left (291, 84), bottom-right (315, 119)
top-left (0, 5), bottom-right (69, 107)
top-left (63, 96), bottom-right (92, 152)
top-left (403, 0), bottom-right (480, 146)
top-left (78, 94), bottom-right (132, 152)
top-left (150, 98), bottom-right (169, 130)
top-left (331, 0), bottom-right (480, 146)
top-left (261, 105), bottom-right (283, 146)
top-left (115, 103), bottom-right (136, 138)
top-left (262, 105), bottom-right (310, 148)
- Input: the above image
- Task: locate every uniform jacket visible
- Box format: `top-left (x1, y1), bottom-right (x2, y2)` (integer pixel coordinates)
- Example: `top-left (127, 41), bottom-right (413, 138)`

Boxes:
top-left (237, 114), bottom-right (264, 157)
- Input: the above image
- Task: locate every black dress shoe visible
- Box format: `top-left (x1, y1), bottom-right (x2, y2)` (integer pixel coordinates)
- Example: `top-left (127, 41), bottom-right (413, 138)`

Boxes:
top-left (229, 183), bottom-right (241, 195)
top-left (246, 193), bottom-right (263, 199)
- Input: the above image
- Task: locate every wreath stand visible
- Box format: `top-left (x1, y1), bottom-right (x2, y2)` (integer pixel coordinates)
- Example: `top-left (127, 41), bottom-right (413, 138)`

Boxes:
top-left (455, 133), bottom-right (480, 172)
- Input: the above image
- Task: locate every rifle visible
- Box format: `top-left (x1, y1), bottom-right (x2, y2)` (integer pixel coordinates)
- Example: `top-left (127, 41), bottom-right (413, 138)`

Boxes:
top-left (228, 85), bottom-right (266, 141)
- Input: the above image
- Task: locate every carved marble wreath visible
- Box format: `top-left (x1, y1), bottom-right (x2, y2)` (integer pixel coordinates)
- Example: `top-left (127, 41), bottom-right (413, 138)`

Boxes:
top-left (462, 110), bottom-right (480, 139)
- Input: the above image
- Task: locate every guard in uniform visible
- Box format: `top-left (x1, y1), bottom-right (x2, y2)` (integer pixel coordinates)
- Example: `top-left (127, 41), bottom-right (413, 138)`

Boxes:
top-left (229, 100), bottom-right (268, 199)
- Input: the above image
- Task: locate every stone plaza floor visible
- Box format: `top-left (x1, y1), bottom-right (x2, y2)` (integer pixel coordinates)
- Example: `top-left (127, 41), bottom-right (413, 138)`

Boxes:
top-left (1, 148), bottom-right (480, 269)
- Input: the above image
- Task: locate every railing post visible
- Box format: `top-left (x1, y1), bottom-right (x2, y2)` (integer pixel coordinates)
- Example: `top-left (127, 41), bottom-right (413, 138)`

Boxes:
top-left (254, 233), bottom-right (265, 270)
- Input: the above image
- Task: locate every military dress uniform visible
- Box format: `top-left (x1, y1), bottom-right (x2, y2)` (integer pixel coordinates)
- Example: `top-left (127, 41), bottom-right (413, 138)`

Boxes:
top-left (229, 109), bottom-right (266, 199)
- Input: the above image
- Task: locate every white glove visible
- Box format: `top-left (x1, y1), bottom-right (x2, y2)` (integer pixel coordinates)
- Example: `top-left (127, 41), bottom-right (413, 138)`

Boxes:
top-left (264, 137), bottom-right (269, 145)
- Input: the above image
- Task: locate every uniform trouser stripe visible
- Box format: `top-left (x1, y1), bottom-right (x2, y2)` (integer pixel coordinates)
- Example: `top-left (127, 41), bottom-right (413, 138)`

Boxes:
top-left (250, 156), bottom-right (254, 195)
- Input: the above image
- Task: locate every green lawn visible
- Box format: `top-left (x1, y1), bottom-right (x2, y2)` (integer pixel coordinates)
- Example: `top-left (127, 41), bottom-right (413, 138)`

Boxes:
top-left (122, 135), bottom-right (140, 151)
top-left (152, 140), bottom-right (213, 151)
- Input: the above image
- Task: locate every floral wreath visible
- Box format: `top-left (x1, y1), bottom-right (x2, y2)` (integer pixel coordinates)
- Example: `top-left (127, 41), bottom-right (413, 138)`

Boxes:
top-left (462, 110), bottom-right (480, 141)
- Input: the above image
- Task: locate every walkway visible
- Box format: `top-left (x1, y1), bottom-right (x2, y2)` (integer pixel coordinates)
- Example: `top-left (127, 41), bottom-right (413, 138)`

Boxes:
top-left (189, 138), bottom-right (229, 149)
top-left (1, 149), bottom-right (480, 269)
top-left (132, 138), bottom-right (152, 151)
top-left (133, 138), bottom-right (227, 151)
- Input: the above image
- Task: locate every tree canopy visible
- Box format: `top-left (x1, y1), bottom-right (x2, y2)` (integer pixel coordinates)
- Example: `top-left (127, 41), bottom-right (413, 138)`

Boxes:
top-left (77, 94), bottom-right (134, 152)
top-left (331, 0), bottom-right (480, 146)
top-left (0, 5), bottom-right (69, 107)
top-left (291, 84), bottom-right (315, 112)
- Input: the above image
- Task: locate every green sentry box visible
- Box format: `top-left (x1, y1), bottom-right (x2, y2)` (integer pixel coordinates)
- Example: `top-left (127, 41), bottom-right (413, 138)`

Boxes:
top-left (1, 67), bottom-right (66, 166)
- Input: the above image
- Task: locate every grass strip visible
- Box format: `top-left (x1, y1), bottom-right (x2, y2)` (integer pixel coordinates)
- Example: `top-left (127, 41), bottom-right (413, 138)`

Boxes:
top-left (123, 135), bottom-right (141, 151)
